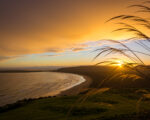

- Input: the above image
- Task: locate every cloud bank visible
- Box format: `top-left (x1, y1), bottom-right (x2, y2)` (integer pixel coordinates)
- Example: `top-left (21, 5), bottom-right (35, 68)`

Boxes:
top-left (0, 0), bottom-right (136, 58)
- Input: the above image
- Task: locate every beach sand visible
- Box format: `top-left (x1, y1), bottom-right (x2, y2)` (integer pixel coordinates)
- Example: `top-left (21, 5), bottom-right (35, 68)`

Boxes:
top-left (58, 76), bottom-right (92, 96)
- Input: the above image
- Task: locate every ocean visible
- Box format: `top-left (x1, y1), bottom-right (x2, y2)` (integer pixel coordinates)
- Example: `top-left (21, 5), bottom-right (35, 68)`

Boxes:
top-left (0, 72), bottom-right (85, 106)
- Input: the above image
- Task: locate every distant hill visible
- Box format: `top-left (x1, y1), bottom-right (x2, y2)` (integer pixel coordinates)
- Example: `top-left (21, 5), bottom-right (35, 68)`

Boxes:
top-left (0, 66), bottom-right (63, 73)
top-left (56, 65), bottom-right (150, 88)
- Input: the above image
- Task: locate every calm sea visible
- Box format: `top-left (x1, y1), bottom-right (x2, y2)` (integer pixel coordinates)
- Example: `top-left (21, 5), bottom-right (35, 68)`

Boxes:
top-left (0, 72), bottom-right (85, 106)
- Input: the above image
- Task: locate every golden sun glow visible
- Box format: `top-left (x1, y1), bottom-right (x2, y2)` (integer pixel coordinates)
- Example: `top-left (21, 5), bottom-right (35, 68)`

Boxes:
top-left (116, 60), bottom-right (124, 67)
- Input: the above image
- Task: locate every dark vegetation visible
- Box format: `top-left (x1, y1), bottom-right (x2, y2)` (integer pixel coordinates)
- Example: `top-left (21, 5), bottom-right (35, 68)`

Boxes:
top-left (56, 65), bottom-right (150, 88)
top-left (0, 66), bottom-right (150, 120)
top-left (1, 88), bottom-right (150, 120)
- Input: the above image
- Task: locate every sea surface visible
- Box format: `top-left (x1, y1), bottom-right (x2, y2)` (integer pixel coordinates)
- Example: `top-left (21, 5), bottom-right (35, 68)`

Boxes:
top-left (0, 72), bottom-right (85, 107)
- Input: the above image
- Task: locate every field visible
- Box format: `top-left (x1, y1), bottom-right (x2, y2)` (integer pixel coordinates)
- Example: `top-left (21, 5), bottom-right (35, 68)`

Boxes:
top-left (0, 66), bottom-right (150, 120)
top-left (1, 88), bottom-right (150, 120)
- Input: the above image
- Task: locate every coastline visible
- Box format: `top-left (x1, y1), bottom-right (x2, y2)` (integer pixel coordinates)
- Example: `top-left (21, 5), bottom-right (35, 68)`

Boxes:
top-left (1, 66), bottom-right (150, 120)
top-left (58, 75), bottom-right (92, 96)
top-left (0, 73), bottom-right (92, 108)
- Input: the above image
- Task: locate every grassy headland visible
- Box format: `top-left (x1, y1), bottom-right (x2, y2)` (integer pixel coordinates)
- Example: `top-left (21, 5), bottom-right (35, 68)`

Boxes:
top-left (56, 65), bottom-right (150, 88)
top-left (0, 65), bottom-right (150, 120)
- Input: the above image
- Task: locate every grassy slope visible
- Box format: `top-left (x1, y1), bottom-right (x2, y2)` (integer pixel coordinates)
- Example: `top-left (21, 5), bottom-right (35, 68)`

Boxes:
top-left (0, 66), bottom-right (150, 120)
top-left (0, 89), bottom-right (150, 120)
top-left (56, 66), bottom-right (150, 88)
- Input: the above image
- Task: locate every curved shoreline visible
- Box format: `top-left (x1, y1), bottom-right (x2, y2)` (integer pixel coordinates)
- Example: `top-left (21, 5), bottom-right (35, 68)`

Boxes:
top-left (0, 73), bottom-right (92, 107)
top-left (58, 75), bottom-right (92, 96)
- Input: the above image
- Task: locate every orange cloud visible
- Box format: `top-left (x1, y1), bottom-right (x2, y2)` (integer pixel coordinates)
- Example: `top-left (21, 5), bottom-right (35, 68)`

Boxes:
top-left (0, 56), bottom-right (19, 61)
top-left (43, 54), bottom-right (62, 57)
top-left (72, 48), bottom-right (88, 52)
top-left (0, 0), bottom-right (142, 57)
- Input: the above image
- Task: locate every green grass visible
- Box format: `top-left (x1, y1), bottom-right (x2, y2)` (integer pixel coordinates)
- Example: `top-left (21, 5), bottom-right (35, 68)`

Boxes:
top-left (1, 66), bottom-right (150, 120)
top-left (1, 88), bottom-right (150, 120)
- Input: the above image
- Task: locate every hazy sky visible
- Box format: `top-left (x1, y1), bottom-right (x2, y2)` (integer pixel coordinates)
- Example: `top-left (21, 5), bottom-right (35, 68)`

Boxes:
top-left (0, 0), bottom-right (149, 68)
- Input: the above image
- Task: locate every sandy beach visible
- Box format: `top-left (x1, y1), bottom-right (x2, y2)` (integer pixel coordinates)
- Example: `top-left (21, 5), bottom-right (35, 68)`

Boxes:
top-left (58, 75), bottom-right (92, 96)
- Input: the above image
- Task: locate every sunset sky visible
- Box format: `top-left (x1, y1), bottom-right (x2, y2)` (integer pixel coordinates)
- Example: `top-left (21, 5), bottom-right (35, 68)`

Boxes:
top-left (0, 0), bottom-right (150, 68)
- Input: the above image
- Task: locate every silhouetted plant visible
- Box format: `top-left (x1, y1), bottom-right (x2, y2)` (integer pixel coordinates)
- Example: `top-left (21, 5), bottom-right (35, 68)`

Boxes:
top-left (66, 1), bottom-right (150, 119)
top-left (94, 1), bottom-right (150, 79)
top-left (92, 1), bottom-right (150, 118)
